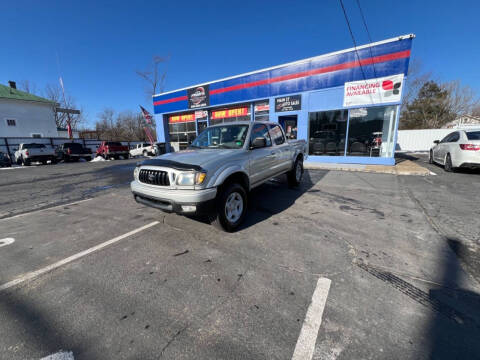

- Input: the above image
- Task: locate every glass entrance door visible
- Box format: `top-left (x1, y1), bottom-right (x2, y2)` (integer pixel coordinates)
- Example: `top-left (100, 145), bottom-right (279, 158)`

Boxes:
top-left (197, 121), bottom-right (208, 134)
top-left (278, 115), bottom-right (298, 139)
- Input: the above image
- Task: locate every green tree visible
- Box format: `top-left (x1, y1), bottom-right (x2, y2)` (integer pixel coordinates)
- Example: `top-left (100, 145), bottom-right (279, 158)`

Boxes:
top-left (400, 81), bottom-right (455, 129)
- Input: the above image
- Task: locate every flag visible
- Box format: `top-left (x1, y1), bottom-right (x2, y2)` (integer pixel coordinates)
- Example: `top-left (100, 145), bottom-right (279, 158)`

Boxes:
top-left (67, 122), bottom-right (73, 139)
top-left (139, 105), bottom-right (155, 146)
top-left (140, 105), bottom-right (153, 125)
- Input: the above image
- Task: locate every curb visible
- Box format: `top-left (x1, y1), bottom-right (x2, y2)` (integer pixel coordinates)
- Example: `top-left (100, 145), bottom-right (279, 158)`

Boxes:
top-left (304, 160), bottom-right (430, 176)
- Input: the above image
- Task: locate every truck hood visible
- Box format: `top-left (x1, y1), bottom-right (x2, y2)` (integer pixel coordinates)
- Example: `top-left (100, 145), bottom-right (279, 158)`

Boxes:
top-left (143, 149), bottom-right (242, 170)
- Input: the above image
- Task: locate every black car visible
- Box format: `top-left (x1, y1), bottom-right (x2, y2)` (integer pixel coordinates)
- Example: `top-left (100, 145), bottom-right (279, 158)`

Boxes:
top-left (0, 151), bottom-right (12, 167)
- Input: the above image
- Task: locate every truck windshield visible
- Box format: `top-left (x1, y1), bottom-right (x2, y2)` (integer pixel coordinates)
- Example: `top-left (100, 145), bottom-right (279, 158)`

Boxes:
top-left (190, 124), bottom-right (249, 149)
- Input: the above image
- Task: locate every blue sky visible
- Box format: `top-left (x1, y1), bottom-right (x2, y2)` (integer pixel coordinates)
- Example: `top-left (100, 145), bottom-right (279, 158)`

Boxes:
top-left (1, 0), bottom-right (479, 128)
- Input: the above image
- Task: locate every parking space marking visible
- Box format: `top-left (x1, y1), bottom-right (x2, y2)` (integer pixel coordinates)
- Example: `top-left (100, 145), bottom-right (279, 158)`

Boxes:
top-left (292, 277), bottom-right (331, 360)
top-left (0, 221), bottom-right (159, 292)
top-left (0, 238), bottom-right (15, 248)
top-left (0, 198), bottom-right (93, 221)
top-left (40, 351), bottom-right (74, 360)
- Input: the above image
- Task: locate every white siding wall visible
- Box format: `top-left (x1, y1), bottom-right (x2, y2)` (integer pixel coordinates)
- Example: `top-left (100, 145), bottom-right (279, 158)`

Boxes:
top-left (0, 99), bottom-right (58, 137)
top-left (396, 129), bottom-right (462, 152)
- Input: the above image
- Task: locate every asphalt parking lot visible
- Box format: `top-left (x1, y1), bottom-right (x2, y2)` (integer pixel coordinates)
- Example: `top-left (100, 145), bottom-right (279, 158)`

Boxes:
top-left (0, 157), bottom-right (479, 359)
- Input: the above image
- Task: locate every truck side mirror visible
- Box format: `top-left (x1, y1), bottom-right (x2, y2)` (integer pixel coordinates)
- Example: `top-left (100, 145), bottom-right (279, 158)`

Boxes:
top-left (433, 140), bottom-right (440, 144)
top-left (251, 137), bottom-right (267, 149)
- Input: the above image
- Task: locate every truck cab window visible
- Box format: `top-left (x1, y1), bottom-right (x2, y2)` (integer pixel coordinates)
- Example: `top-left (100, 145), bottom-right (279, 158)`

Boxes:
top-left (269, 125), bottom-right (285, 145)
top-left (250, 124), bottom-right (272, 147)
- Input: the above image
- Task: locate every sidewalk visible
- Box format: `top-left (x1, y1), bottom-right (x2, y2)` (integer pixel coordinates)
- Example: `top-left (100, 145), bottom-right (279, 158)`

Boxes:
top-left (304, 159), bottom-right (431, 176)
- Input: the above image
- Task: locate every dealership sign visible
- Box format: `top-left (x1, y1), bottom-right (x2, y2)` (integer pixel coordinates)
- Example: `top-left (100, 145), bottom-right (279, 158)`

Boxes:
top-left (275, 95), bottom-right (301, 112)
top-left (187, 85), bottom-right (210, 109)
top-left (343, 74), bottom-right (404, 107)
top-left (211, 107), bottom-right (248, 120)
top-left (169, 113), bottom-right (195, 123)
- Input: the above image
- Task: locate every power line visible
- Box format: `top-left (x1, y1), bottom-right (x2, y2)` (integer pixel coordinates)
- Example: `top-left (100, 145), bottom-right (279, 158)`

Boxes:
top-left (355, 0), bottom-right (377, 78)
top-left (338, 0), bottom-right (367, 81)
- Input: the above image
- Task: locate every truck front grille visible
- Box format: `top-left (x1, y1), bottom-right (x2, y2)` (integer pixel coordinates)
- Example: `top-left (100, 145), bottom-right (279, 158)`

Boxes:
top-left (139, 169), bottom-right (170, 186)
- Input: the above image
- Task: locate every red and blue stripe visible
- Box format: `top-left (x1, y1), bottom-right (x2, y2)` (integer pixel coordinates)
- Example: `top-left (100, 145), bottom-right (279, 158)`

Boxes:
top-left (153, 37), bottom-right (412, 114)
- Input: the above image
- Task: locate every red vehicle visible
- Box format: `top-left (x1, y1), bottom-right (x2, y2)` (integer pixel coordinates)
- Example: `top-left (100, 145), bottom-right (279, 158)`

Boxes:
top-left (96, 141), bottom-right (129, 160)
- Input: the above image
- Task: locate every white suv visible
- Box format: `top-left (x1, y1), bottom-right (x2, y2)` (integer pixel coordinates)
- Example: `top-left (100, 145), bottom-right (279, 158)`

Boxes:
top-left (430, 129), bottom-right (480, 171)
top-left (129, 143), bottom-right (155, 157)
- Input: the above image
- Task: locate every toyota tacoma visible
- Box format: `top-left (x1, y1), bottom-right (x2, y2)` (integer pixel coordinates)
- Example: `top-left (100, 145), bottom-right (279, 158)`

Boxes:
top-left (131, 121), bottom-right (307, 231)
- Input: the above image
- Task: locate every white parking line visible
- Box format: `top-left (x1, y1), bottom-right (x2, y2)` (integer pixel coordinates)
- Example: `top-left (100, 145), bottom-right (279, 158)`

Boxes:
top-left (0, 221), bottom-right (159, 292)
top-left (292, 277), bottom-right (331, 360)
top-left (40, 351), bottom-right (74, 360)
top-left (0, 238), bottom-right (15, 248)
top-left (0, 198), bottom-right (93, 221)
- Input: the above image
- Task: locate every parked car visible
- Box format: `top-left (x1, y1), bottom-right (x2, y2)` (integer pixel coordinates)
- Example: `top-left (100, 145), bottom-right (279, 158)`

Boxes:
top-left (129, 143), bottom-right (155, 157)
top-left (14, 143), bottom-right (57, 166)
top-left (0, 151), bottom-right (12, 167)
top-left (430, 129), bottom-right (480, 171)
top-left (56, 142), bottom-right (93, 162)
top-left (131, 121), bottom-right (307, 232)
top-left (96, 141), bottom-right (129, 160)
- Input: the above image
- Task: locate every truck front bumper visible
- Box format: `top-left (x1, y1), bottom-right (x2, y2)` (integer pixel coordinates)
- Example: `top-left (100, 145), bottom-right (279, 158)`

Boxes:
top-left (130, 180), bottom-right (217, 214)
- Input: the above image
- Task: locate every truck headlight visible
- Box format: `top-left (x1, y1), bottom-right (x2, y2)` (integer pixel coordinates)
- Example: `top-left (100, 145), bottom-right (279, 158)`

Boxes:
top-left (134, 167), bottom-right (140, 180)
top-left (176, 171), bottom-right (206, 186)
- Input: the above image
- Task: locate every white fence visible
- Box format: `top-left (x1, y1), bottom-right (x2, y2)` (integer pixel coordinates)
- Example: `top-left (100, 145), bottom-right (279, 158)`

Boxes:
top-left (396, 127), bottom-right (478, 152)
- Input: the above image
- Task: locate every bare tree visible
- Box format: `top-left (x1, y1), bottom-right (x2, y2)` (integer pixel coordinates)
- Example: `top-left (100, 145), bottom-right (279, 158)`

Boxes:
top-left (401, 59), bottom-right (432, 110)
top-left (136, 55), bottom-right (169, 98)
top-left (18, 80), bottom-right (38, 95)
top-left (472, 105), bottom-right (480, 117)
top-left (443, 80), bottom-right (479, 118)
top-left (94, 109), bottom-right (155, 141)
top-left (43, 83), bottom-right (85, 129)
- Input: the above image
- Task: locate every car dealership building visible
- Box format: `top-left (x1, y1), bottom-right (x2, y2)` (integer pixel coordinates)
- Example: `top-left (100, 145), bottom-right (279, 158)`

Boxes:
top-left (153, 34), bottom-right (414, 165)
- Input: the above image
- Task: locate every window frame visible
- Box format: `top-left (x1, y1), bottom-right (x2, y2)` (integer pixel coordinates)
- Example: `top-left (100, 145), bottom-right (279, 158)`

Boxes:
top-left (5, 118), bottom-right (17, 127)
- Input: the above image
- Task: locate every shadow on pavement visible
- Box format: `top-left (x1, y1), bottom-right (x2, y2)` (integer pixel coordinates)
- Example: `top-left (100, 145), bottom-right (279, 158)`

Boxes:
top-left (239, 169), bottom-right (328, 231)
top-left (0, 291), bottom-right (86, 358)
top-left (427, 237), bottom-right (480, 359)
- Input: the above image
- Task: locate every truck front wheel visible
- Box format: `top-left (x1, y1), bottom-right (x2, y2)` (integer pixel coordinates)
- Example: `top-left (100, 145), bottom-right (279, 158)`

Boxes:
top-left (212, 183), bottom-right (247, 232)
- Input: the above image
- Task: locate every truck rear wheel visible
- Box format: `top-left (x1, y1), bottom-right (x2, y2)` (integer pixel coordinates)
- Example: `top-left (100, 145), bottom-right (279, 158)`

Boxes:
top-left (288, 157), bottom-right (304, 187)
top-left (212, 183), bottom-right (247, 232)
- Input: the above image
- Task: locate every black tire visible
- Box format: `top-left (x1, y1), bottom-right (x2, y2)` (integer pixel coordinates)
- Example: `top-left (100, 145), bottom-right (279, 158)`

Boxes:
top-left (287, 157), bottom-right (304, 187)
top-left (41, 160), bottom-right (47, 165)
top-left (212, 183), bottom-right (247, 232)
top-left (444, 154), bottom-right (455, 172)
top-left (22, 157), bottom-right (30, 166)
top-left (429, 151), bottom-right (434, 164)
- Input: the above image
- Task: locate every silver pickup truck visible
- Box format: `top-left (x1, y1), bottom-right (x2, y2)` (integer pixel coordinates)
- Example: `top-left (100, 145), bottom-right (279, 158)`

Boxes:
top-left (131, 121), bottom-right (307, 231)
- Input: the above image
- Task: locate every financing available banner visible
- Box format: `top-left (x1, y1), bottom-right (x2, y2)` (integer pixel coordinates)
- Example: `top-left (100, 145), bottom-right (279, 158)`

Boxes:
top-left (343, 74), bottom-right (404, 107)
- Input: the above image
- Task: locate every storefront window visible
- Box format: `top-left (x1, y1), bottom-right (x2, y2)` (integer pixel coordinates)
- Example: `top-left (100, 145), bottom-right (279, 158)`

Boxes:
top-left (210, 105), bottom-right (251, 125)
top-left (346, 106), bottom-right (397, 157)
top-left (168, 113), bottom-right (197, 151)
top-left (308, 110), bottom-right (347, 156)
top-left (254, 101), bottom-right (269, 121)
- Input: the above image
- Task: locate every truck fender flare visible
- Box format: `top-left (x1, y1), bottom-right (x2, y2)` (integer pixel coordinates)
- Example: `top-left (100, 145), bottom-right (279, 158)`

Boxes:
top-left (208, 165), bottom-right (250, 190)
